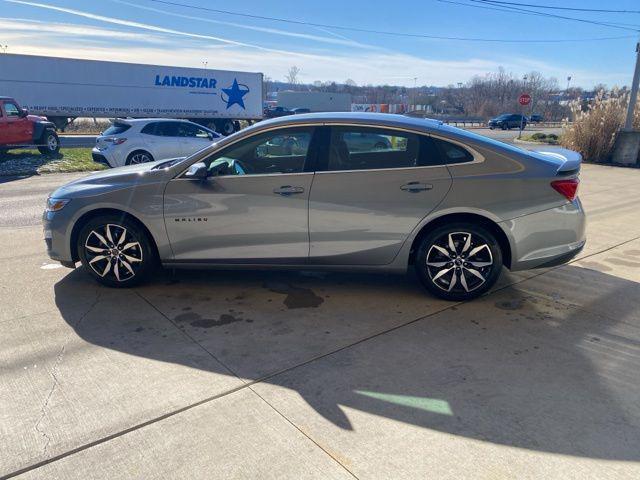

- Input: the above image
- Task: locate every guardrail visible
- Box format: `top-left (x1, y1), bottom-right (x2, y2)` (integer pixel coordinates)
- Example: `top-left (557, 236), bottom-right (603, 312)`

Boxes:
top-left (443, 120), bottom-right (567, 129)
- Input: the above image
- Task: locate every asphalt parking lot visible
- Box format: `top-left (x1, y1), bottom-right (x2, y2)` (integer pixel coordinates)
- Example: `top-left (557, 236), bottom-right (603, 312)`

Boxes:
top-left (1, 161), bottom-right (640, 479)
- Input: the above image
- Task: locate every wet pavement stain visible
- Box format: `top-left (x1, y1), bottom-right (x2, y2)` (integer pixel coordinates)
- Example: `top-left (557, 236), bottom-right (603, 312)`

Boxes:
top-left (191, 314), bottom-right (242, 328)
top-left (263, 281), bottom-right (324, 309)
top-left (173, 312), bottom-right (244, 328)
top-left (606, 258), bottom-right (640, 268)
top-left (495, 299), bottom-right (525, 310)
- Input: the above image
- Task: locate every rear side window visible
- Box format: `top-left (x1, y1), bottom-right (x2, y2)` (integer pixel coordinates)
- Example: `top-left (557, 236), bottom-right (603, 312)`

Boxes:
top-left (432, 138), bottom-right (475, 164)
top-left (153, 122), bottom-right (180, 137)
top-left (103, 123), bottom-right (131, 136)
top-left (140, 123), bottom-right (157, 135)
top-left (327, 126), bottom-right (420, 171)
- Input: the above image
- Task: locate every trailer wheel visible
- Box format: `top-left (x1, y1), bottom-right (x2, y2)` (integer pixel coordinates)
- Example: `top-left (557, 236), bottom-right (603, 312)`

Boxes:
top-left (215, 119), bottom-right (236, 136)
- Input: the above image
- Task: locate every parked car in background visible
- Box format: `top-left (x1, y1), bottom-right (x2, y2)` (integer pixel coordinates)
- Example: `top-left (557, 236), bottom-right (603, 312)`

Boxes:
top-left (528, 114), bottom-right (543, 123)
top-left (44, 112), bottom-right (585, 301)
top-left (291, 108), bottom-right (311, 114)
top-left (0, 96), bottom-right (59, 156)
top-left (263, 106), bottom-right (294, 119)
top-left (488, 114), bottom-right (527, 130)
top-left (91, 118), bottom-right (220, 168)
top-left (343, 131), bottom-right (392, 151)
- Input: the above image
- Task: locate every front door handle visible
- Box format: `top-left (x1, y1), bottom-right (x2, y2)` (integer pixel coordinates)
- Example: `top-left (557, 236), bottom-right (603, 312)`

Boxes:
top-left (400, 182), bottom-right (433, 193)
top-left (273, 185), bottom-right (305, 196)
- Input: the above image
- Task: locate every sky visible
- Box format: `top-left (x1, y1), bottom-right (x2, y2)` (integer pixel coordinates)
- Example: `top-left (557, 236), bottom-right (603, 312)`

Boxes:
top-left (1, 0), bottom-right (638, 88)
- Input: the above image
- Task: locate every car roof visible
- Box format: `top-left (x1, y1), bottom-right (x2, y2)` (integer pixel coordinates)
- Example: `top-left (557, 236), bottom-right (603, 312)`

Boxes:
top-left (113, 118), bottom-right (192, 125)
top-left (254, 112), bottom-right (444, 133)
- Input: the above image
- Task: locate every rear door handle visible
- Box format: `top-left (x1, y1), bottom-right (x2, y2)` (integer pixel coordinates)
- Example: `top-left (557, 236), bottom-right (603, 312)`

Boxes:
top-left (400, 182), bottom-right (433, 193)
top-left (273, 185), bottom-right (305, 196)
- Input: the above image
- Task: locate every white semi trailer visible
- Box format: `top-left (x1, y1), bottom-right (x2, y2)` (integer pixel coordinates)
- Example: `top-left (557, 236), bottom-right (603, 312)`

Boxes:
top-left (0, 53), bottom-right (263, 135)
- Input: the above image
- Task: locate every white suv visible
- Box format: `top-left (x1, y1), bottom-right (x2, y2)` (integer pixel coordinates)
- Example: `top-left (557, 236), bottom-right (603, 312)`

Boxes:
top-left (92, 118), bottom-right (220, 168)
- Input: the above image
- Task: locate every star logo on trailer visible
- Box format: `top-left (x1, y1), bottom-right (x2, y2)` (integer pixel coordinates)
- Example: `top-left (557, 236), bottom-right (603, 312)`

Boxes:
top-left (221, 79), bottom-right (249, 110)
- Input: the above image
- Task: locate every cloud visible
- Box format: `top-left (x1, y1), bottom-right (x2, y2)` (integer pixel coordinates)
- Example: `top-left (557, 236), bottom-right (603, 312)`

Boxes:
top-left (111, 0), bottom-right (381, 51)
top-left (1, 1), bottom-right (627, 88)
top-left (0, 17), bottom-right (173, 45)
top-left (5, 0), bottom-right (326, 58)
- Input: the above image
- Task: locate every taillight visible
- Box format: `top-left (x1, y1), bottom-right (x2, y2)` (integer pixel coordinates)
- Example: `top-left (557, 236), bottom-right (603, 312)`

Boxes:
top-left (112, 138), bottom-right (127, 145)
top-left (551, 178), bottom-right (579, 201)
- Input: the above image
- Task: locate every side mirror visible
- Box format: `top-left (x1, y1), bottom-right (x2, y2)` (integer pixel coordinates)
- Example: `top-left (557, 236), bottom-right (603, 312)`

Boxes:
top-left (208, 162), bottom-right (229, 176)
top-left (19, 108), bottom-right (28, 117)
top-left (185, 162), bottom-right (209, 179)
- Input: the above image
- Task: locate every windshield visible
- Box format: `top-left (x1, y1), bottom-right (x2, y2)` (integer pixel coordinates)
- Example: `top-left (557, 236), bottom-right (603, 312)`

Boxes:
top-left (102, 123), bottom-right (131, 136)
top-left (495, 114), bottom-right (510, 120)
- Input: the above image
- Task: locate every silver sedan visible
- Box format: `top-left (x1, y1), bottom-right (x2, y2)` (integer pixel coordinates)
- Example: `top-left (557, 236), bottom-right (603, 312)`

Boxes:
top-left (43, 113), bottom-right (585, 300)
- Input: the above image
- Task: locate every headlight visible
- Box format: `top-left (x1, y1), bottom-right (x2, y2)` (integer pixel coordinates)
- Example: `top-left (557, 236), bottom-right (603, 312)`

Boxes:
top-left (46, 198), bottom-right (70, 212)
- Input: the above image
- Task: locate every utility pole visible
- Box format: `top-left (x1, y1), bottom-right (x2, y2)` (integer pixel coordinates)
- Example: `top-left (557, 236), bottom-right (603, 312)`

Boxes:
top-left (624, 42), bottom-right (640, 130)
top-left (612, 42), bottom-right (640, 165)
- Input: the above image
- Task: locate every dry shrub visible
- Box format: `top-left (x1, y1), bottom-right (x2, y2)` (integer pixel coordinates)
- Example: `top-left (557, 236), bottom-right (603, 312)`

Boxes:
top-left (561, 89), bottom-right (640, 162)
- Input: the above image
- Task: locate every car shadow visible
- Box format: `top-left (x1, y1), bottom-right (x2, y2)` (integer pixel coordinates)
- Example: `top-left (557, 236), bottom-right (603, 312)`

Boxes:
top-left (53, 264), bottom-right (640, 461)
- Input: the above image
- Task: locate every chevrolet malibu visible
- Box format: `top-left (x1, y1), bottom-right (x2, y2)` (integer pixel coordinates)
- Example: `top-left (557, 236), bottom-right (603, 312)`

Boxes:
top-left (44, 113), bottom-right (585, 301)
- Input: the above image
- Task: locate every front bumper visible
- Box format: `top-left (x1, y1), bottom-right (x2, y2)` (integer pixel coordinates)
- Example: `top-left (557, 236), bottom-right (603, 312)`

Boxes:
top-left (501, 198), bottom-right (586, 271)
top-left (43, 208), bottom-right (75, 265)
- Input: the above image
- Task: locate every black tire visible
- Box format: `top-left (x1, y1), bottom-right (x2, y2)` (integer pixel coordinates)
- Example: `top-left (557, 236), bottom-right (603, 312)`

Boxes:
top-left (38, 130), bottom-right (60, 155)
top-left (77, 214), bottom-right (156, 288)
top-left (215, 119), bottom-right (235, 136)
top-left (374, 142), bottom-right (387, 150)
top-left (126, 150), bottom-right (154, 165)
top-left (415, 222), bottom-right (503, 301)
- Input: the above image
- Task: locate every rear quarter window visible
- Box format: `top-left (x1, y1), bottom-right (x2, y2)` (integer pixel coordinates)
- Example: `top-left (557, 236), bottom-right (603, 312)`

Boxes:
top-left (103, 123), bottom-right (131, 136)
top-left (432, 137), bottom-right (475, 164)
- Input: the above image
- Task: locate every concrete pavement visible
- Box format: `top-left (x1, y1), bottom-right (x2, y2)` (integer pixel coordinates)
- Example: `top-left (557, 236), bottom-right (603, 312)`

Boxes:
top-left (1, 164), bottom-right (639, 479)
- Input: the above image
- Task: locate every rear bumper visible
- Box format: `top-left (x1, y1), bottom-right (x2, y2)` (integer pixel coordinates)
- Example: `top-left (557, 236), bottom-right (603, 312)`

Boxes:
top-left (91, 147), bottom-right (116, 168)
top-left (501, 198), bottom-right (586, 271)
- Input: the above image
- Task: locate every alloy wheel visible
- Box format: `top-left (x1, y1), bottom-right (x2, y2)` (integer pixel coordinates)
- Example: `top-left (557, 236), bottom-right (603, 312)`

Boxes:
top-left (47, 134), bottom-right (58, 151)
top-left (84, 223), bottom-right (143, 282)
top-left (425, 231), bottom-right (494, 294)
top-left (129, 152), bottom-right (151, 164)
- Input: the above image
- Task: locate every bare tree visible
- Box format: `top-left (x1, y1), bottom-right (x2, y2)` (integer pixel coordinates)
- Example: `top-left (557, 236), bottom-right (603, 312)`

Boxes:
top-left (285, 66), bottom-right (301, 85)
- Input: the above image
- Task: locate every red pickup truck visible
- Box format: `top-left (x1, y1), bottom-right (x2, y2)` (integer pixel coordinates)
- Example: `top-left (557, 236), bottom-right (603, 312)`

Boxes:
top-left (0, 96), bottom-right (60, 155)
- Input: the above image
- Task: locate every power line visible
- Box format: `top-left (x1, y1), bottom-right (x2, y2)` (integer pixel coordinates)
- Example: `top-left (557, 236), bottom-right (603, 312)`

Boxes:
top-left (145, 0), bottom-right (638, 43)
top-left (466, 0), bottom-right (640, 31)
top-left (440, 0), bottom-right (640, 30)
top-left (471, 0), bottom-right (640, 14)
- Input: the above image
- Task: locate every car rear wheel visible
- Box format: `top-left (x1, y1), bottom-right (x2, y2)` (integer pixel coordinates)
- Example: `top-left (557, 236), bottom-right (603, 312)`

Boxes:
top-left (415, 223), bottom-right (502, 301)
top-left (38, 130), bottom-right (60, 155)
top-left (126, 150), bottom-right (154, 165)
top-left (77, 214), bottom-right (156, 287)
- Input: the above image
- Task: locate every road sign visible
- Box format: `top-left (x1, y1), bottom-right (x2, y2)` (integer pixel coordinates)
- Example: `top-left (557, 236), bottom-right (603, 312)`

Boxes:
top-left (519, 93), bottom-right (531, 106)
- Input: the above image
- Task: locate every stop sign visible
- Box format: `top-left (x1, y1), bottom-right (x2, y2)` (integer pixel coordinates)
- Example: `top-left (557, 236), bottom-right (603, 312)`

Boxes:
top-left (519, 93), bottom-right (531, 106)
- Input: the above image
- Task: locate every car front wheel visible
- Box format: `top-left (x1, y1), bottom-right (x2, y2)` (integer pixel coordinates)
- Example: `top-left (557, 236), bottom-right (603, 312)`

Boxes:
top-left (38, 130), bottom-right (60, 155)
top-left (415, 223), bottom-right (503, 301)
top-left (77, 214), bottom-right (156, 287)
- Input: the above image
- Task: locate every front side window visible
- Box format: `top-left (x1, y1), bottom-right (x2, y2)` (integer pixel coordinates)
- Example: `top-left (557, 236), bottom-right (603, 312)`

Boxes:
top-left (179, 123), bottom-right (211, 139)
top-left (203, 127), bottom-right (313, 176)
top-left (4, 103), bottom-right (20, 117)
top-left (328, 126), bottom-right (419, 171)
